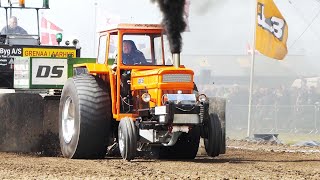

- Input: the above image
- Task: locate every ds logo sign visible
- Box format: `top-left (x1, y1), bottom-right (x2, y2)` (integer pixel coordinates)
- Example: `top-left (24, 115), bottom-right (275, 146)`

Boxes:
top-left (36, 65), bottom-right (64, 78)
top-left (31, 58), bottom-right (68, 85)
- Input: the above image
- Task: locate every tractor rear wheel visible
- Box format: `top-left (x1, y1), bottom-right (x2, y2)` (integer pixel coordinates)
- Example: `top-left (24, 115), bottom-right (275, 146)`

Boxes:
top-left (59, 74), bottom-right (112, 159)
top-left (204, 113), bottom-right (222, 157)
top-left (118, 117), bottom-right (137, 161)
top-left (157, 126), bottom-right (200, 159)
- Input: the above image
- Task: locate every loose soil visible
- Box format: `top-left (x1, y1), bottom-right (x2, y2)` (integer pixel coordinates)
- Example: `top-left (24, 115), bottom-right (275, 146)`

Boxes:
top-left (0, 139), bottom-right (319, 179)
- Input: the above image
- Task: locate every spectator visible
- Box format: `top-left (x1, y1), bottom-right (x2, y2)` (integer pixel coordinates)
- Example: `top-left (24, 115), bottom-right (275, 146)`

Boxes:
top-left (1, 16), bottom-right (28, 35)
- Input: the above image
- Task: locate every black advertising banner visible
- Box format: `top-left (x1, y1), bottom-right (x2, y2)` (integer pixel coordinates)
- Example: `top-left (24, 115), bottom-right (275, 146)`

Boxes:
top-left (0, 45), bottom-right (23, 72)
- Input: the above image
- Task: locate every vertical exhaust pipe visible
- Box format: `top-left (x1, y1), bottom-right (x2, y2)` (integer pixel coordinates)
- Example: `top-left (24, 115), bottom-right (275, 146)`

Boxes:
top-left (173, 53), bottom-right (180, 68)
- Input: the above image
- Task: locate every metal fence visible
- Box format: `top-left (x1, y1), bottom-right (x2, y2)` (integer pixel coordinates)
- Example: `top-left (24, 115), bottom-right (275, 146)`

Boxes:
top-left (227, 104), bottom-right (320, 134)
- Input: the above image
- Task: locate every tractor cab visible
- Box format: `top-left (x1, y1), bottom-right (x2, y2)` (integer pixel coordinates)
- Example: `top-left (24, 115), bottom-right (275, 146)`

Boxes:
top-left (97, 24), bottom-right (172, 67)
top-left (95, 24), bottom-right (194, 119)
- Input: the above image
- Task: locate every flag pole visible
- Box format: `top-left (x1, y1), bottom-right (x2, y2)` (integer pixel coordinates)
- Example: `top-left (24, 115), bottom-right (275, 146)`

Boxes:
top-left (247, 0), bottom-right (258, 138)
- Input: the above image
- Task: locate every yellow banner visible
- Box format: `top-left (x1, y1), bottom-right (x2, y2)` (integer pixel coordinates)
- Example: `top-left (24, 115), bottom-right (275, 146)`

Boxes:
top-left (23, 48), bottom-right (76, 58)
top-left (256, 0), bottom-right (288, 60)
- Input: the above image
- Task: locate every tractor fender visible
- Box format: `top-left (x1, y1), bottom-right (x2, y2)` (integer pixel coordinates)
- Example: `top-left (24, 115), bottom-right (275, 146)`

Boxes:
top-left (73, 63), bottom-right (110, 75)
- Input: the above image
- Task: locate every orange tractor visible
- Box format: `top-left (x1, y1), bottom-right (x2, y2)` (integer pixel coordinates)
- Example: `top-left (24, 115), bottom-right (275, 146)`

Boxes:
top-left (59, 24), bottom-right (226, 160)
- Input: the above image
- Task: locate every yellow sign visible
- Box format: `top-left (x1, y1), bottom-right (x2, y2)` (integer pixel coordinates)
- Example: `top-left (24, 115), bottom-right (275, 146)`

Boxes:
top-left (256, 0), bottom-right (288, 60)
top-left (23, 48), bottom-right (76, 58)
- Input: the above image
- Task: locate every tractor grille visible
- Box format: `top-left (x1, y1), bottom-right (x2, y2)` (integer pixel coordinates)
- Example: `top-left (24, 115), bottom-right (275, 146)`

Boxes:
top-left (162, 74), bottom-right (192, 83)
top-left (162, 90), bottom-right (191, 94)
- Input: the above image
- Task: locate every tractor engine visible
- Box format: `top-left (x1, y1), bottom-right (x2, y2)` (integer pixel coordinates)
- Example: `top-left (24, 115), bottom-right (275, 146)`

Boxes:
top-left (130, 67), bottom-right (208, 146)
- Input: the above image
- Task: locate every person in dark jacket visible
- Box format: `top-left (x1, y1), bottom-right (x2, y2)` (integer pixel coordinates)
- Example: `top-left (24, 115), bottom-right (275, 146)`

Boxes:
top-left (1, 16), bottom-right (28, 35)
top-left (122, 40), bottom-right (147, 65)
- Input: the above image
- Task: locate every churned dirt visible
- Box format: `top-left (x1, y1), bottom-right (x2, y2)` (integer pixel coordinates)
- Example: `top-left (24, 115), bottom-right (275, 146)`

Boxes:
top-left (0, 139), bottom-right (319, 180)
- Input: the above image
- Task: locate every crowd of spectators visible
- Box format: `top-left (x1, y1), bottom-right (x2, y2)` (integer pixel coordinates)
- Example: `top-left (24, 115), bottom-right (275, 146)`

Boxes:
top-left (198, 83), bottom-right (320, 132)
top-left (198, 84), bottom-right (319, 106)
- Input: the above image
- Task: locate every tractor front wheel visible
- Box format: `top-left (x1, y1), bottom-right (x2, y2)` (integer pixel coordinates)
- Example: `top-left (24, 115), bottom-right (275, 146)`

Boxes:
top-left (204, 113), bottom-right (222, 157)
top-left (118, 117), bottom-right (137, 161)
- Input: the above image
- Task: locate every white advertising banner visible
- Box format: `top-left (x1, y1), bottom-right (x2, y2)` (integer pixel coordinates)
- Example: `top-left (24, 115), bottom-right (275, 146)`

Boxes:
top-left (14, 57), bottom-right (30, 89)
top-left (31, 58), bottom-right (68, 85)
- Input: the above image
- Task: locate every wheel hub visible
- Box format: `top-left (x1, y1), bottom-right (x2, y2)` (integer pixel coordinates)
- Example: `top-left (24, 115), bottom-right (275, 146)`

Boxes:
top-left (118, 128), bottom-right (124, 154)
top-left (62, 96), bottom-right (75, 143)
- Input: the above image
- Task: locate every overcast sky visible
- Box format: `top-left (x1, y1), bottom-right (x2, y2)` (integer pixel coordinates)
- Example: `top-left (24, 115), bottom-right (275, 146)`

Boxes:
top-left (1, 0), bottom-right (320, 58)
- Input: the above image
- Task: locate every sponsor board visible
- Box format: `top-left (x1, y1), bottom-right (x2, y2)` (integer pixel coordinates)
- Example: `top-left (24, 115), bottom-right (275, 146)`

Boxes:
top-left (23, 48), bottom-right (76, 58)
top-left (0, 45), bottom-right (76, 71)
top-left (14, 57), bottom-right (30, 89)
top-left (31, 58), bottom-right (68, 85)
top-left (0, 46), bottom-right (23, 70)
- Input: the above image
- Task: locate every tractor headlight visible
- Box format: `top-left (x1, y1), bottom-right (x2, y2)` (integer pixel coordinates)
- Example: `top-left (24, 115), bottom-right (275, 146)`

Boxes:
top-left (141, 93), bottom-right (151, 103)
top-left (198, 94), bottom-right (207, 102)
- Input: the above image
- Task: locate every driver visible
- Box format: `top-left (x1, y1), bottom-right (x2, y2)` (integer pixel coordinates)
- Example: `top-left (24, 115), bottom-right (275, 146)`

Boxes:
top-left (122, 40), bottom-right (147, 65)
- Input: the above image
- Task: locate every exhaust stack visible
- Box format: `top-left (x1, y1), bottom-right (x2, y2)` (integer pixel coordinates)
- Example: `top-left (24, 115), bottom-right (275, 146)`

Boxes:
top-left (173, 53), bottom-right (180, 68)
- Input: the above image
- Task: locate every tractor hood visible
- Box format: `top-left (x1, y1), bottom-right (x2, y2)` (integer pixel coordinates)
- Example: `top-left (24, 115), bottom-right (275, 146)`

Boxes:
top-left (131, 66), bottom-right (194, 77)
top-left (130, 67), bottom-right (194, 90)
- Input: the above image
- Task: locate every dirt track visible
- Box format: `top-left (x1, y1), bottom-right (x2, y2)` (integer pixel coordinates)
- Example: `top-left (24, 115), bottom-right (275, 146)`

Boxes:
top-left (0, 140), bottom-right (319, 179)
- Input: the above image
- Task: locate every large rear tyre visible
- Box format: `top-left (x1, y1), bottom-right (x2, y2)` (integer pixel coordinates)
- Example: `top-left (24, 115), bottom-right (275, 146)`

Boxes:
top-left (157, 126), bottom-right (200, 159)
top-left (204, 113), bottom-right (222, 157)
top-left (118, 117), bottom-right (137, 161)
top-left (59, 74), bottom-right (112, 159)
